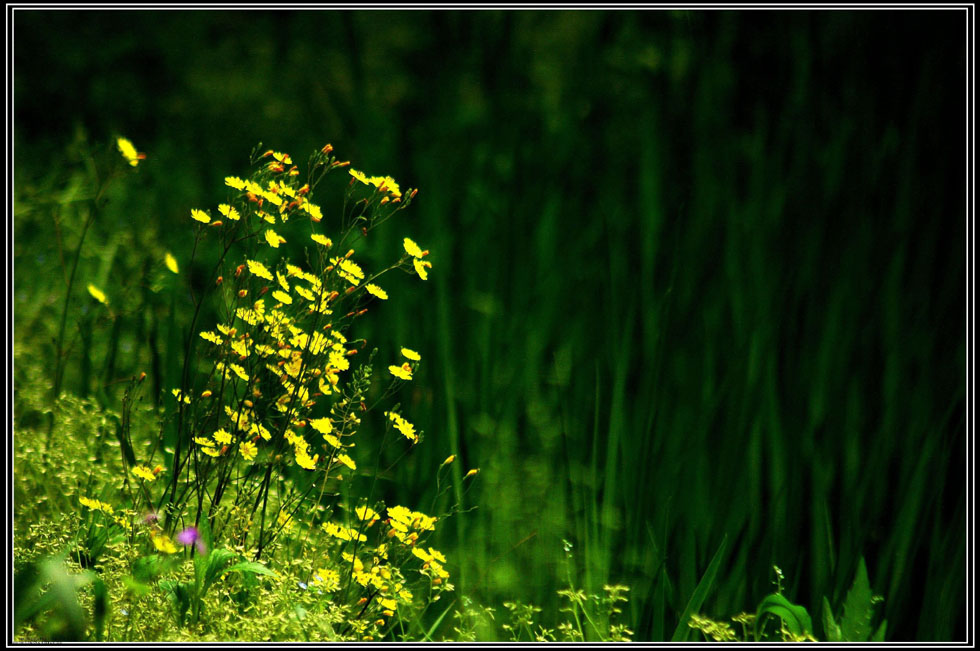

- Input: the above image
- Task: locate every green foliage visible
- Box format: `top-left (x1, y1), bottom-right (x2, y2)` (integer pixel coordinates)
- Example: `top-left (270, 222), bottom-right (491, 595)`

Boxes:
top-left (687, 560), bottom-right (885, 643)
top-left (13, 10), bottom-right (965, 642)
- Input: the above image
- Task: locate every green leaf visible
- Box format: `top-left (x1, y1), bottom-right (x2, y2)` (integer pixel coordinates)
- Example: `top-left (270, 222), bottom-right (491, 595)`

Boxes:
top-left (160, 579), bottom-right (192, 627)
top-left (755, 593), bottom-right (813, 640)
top-left (202, 548), bottom-right (237, 594)
top-left (225, 560), bottom-right (276, 577)
top-left (872, 619), bottom-right (888, 641)
top-left (424, 598), bottom-right (457, 641)
top-left (821, 596), bottom-right (842, 642)
top-left (91, 577), bottom-right (108, 642)
top-left (841, 557), bottom-right (873, 641)
top-left (671, 534), bottom-right (728, 641)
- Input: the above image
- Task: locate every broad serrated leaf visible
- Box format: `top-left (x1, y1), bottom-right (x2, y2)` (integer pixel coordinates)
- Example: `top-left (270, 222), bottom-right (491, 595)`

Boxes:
top-left (841, 557), bottom-right (873, 641)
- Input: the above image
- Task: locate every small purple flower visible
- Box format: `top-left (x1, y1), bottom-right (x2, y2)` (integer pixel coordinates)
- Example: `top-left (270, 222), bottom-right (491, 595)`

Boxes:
top-left (177, 526), bottom-right (207, 555)
top-left (143, 511), bottom-right (159, 525)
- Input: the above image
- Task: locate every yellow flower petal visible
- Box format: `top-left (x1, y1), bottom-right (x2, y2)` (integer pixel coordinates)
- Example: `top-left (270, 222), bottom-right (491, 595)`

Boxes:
top-left (403, 237), bottom-right (423, 259)
top-left (87, 284), bottom-right (107, 304)
top-left (164, 252), bottom-right (179, 274)
top-left (191, 208), bottom-right (211, 224)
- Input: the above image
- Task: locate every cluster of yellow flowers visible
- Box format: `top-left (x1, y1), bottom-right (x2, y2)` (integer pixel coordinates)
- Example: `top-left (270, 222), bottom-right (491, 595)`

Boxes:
top-left (81, 140), bottom-right (459, 640)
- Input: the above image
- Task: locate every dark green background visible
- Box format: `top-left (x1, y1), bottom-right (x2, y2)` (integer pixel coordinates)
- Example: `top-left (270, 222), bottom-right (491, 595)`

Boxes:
top-left (14, 9), bottom-right (967, 641)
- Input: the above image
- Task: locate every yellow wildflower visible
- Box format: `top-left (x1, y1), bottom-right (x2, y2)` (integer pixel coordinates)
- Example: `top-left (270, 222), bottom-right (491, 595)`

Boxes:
top-left (225, 176), bottom-right (247, 191)
top-left (413, 259), bottom-right (432, 281)
top-left (356, 506), bottom-right (379, 523)
top-left (311, 233), bottom-right (332, 247)
top-left (164, 252), bottom-right (179, 274)
top-left (87, 284), bottom-right (107, 304)
top-left (213, 429), bottom-right (232, 445)
top-left (191, 208), bottom-right (210, 224)
top-left (246, 259), bottom-right (273, 281)
top-left (240, 440), bottom-right (257, 461)
top-left (349, 169), bottom-right (371, 185)
top-left (116, 137), bottom-right (144, 167)
top-left (389, 364), bottom-right (413, 381)
top-left (403, 237), bottom-right (423, 259)
top-left (218, 203), bottom-right (240, 220)
top-left (131, 465), bottom-right (156, 482)
top-left (296, 450), bottom-right (319, 471)
top-left (337, 454), bottom-right (357, 471)
top-left (272, 290), bottom-right (292, 305)
top-left (200, 331), bottom-right (223, 345)
top-left (309, 417), bottom-right (333, 435)
top-left (401, 348), bottom-right (421, 361)
top-left (366, 284), bottom-right (388, 300)
top-left (264, 229), bottom-right (286, 248)
top-left (151, 532), bottom-right (178, 554)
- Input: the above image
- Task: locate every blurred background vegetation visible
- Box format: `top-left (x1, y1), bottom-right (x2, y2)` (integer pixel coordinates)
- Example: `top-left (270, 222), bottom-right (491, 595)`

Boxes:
top-left (13, 9), bottom-right (966, 641)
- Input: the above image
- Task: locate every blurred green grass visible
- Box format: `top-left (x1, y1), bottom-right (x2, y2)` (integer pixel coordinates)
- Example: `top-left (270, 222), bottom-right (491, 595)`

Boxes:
top-left (13, 9), bottom-right (966, 640)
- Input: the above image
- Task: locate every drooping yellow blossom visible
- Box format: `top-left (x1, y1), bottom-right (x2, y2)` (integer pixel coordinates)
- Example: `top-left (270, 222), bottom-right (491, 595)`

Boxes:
top-left (191, 208), bottom-right (211, 224)
top-left (225, 176), bottom-right (247, 191)
top-left (337, 453), bottom-right (357, 471)
top-left (131, 465), bottom-right (156, 482)
top-left (311, 233), bottom-right (332, 247)
top-left (401, 348), bottom-right (421, 362)
top-left (117, 137), bottom-right (145, 167)
top-left (403, 237), bottom-right (424, 259)
top-left (332, 257), bottom-right (364, 286)
top-left (294, 285), bottom-right (315, 302)
top-left (365, 284), bottom-right (388, 300)
top-left (356, 506), bottom-right (380, 523)
top-left (349, 169), bottom-right (371, 185)
top-left (303, 201), bottom-right (323, 221)
top-left (239, 440), bottom-right (257, 461)
top-left (79, 496), bottom-right (114, 514)
top-left (249, 422), bottom-right (272, 441)
top-left (413, 259), bottom-right (432, 281)
top-left (229, 363), bottom-right (249, 382)
top-left (218, 203), bottom-right (240, 221)
top-left (165, 252), bottom-right (179, 274)
top-left (386, 411), bottom-right (417, 442)
top-left (87, 284), bottom-right (108, 304)
top-left (264, 229), bottom-right (286, 248)
top-left (323, 521), bottom-right (367, 543)
top-left (200, 331), bottom-right (223, 345)
top-left (234, 307), bottom-right (257, 327)
top-left (388, 505), bottom-right (437, 533)
top-left (295, 450), bottom-right (319, 471)
top-left (389, 364), bottom-right (413, 381)
top-left (246, 259), bottom-right (273, 281)
top-left (272, 290), bottom-right (293, 305)
top-left (309, 417), bottom-right (333, 435)
top-left (231, 338), bottom-right (250, 358)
